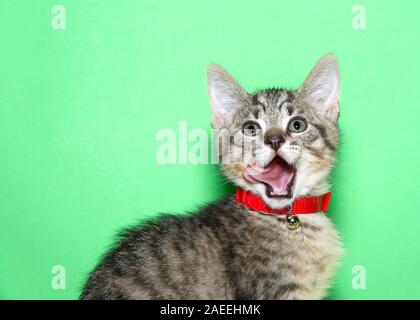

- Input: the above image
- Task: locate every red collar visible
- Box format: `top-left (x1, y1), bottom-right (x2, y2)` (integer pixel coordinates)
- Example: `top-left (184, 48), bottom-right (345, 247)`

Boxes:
top-left (236, 187), bottom-right (331, 215)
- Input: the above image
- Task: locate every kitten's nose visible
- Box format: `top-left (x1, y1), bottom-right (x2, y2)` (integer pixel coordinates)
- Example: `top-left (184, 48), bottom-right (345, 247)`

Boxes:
top-left (264, 128), bottom-right (285, 151)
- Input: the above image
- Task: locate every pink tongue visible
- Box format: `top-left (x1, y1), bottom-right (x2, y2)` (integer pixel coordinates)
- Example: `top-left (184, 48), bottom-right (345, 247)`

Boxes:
top-left (244, 157), bottom-right (295, 196)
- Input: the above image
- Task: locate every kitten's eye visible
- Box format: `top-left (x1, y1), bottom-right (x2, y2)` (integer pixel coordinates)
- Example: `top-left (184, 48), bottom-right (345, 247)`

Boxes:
top-left (288, 118), bottom-right (307, 133)
top-left (242, 121), bottom-right (261, 136)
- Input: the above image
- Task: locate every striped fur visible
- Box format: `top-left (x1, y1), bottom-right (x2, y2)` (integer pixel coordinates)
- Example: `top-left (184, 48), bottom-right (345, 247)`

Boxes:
top-left (81, 197), bottom-right (341, 299)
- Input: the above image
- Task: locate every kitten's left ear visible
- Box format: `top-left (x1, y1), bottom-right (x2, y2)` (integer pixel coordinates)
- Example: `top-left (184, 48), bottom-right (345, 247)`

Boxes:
top-left (299, 55), bottom-right (340, 123)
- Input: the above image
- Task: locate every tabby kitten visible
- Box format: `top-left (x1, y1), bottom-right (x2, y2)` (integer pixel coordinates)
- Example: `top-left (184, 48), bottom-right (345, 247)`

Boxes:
top-left (81, 55), bottom-right (342, 300)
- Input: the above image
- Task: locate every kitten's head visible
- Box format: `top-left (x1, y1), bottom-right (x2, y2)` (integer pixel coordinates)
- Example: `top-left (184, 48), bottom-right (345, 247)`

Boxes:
top-left (207, 55), bottom-right (340, 209)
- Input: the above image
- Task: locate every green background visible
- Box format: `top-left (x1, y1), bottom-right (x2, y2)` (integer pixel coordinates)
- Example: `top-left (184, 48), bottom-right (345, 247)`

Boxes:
top-left (1, 0), bottom-right (419, 299)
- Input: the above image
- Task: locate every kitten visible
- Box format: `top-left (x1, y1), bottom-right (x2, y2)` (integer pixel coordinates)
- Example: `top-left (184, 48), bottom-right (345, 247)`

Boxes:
top-left (81, 55), bottom-right (343, 300)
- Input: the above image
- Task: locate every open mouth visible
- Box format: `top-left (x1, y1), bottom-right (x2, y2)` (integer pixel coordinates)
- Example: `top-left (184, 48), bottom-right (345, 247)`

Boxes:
top-left (244, 156), bottom-right (296, 198)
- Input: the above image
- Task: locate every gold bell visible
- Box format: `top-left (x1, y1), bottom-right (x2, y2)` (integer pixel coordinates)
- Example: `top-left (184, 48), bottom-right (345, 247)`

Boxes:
top-left (286, 214), bottom-right (300, 230)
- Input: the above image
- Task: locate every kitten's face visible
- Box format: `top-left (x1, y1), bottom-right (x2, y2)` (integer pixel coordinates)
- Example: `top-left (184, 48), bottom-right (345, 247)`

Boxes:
top-left (208, 55), bottom-right (340, 209)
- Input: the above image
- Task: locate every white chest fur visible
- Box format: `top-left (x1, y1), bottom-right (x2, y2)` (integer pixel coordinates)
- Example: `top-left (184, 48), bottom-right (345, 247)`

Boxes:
top-left (243, 211), bottom-right (343, 299)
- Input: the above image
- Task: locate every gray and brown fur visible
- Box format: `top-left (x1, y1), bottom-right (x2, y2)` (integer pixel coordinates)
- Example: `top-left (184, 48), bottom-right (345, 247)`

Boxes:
top-left (81, 55), bottom-right (343, 300)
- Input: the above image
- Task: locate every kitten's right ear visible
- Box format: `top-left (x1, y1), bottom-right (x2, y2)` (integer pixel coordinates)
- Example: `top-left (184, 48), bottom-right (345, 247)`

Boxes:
top-left (299, 55), bottom-right (340, 124)
top-left (207, 64), bottom-right (248, 129)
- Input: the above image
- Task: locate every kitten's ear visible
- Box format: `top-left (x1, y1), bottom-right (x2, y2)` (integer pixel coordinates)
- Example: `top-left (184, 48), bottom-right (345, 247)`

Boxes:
top-left (207, 64), bottom-right (249, 128)
top-left (299, 55), bottom-right (340, 123)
